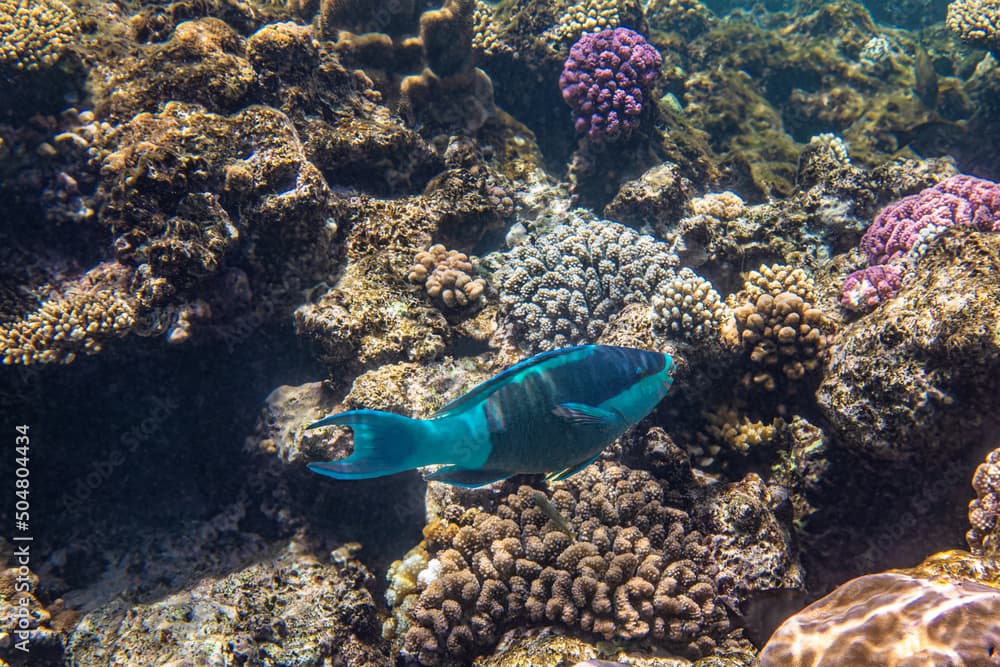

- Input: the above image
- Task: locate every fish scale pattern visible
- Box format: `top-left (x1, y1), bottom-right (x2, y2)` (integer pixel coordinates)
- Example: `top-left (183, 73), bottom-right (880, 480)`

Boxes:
top-left (495, 221), bottom-right (678, 352)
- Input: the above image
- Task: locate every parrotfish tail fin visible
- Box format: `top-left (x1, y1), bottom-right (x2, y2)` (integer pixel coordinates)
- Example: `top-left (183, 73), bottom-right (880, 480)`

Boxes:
top-left (306, 410), bottom-right (428, 481)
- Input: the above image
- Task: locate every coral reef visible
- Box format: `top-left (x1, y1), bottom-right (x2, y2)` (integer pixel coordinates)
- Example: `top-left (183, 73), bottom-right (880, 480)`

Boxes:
top-left (474, 628), bottom-right (755, 666)
top-left (65, 539), bottom-right (390, 666)
top-left (559, 28), bottom-right (663, 142)
top-left (490, 217), bottom-right (678, 352)
top-left (0, 0), bottom-right (77, 72)
top-left (946, 0), bottom-right (1000, 52)
top-left (387, 462), bottom-right (794, 665)
top-left (0, 565), bottom-right (67, 665)
top-left (724, 265), bottom-right (831, 391)
top-left (603, 163), bottom-right (694, 232)
top-left (409, 245), bottom-right (487, 310)
top-left (819, 228), bottom-right (1000, 461)
top-left (758, 570), bottom-right (1000, 666)
top-left (967, 446), bottom-right (1000, 558)
top-left (649, 268), bottom-right (727, 345)
top-left (841, 174), bottom-right (1000, 311)
top-left (294, 163), bottom-right (510, 370)
top-left (0, 261), bottom-right (136, 365)
top-left (401, 0), bottom-right (496, 136)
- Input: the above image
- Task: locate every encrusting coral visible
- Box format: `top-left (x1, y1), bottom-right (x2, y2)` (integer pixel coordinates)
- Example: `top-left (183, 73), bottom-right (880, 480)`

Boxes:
top-left (409, 245), bottom-right (487, 309)
top-left (724, 265), bottom-right (831, 391)
top-left (386, 462), bottom-right (769, 665)
top-left (491, 217), bottom-right (679, 352)
top-left (0, 0), bottom-right (77, 72)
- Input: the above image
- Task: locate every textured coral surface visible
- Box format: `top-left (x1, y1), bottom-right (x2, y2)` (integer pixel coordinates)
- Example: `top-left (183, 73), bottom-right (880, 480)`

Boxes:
top-left (758, 570), bottom-right (1000, 666)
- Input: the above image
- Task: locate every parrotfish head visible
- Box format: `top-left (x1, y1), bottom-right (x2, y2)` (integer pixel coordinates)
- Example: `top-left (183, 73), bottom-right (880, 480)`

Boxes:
top-left (610, 349), bottom-right (674, 424)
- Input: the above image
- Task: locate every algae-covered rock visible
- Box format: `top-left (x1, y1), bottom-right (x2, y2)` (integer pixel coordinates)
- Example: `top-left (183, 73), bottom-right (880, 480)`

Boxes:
top-left (65, 540), bottom-right (390, 666)
top-left (818, 228), bottom-right (1000, 461)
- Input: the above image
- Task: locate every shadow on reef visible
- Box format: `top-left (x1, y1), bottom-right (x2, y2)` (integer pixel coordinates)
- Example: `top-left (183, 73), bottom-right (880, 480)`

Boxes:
top-left (0, 319), bottom-right (424, 615)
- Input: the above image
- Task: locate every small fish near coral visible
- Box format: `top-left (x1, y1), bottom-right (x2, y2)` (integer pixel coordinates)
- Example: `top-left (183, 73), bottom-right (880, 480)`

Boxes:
top-left (307, 345), bottom-right (674, 487)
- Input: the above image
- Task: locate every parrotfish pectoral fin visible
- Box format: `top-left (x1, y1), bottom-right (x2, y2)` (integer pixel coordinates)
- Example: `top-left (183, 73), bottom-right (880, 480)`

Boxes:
top-left (305, 409), bottom-right (424, 480)
top-left (424, 466), bottom-right (512, 488)
top-left (552, 402), bottom-right (621, 429)
top-left (545, 452), bottom-right (602, 481)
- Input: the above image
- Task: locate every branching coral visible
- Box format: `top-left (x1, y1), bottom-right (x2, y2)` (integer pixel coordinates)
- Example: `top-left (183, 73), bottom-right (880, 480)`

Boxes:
top-left (409, 245), bottom-right (487, 309)
top-left (649, 268), bottom-right (727, 344)
top-left (725, 265), bottom-right (831, 391)
top-left (559, 28), bottom-right (662, 142)
top-left (554, 0), bottom-right (620, 43)
top-left (0, 0), bottom-right (77, 71)
top-left (389, 463), bottom-right (746, 665)
top-left (946, 0), bottom-right (1000, 52)
top-left (0, 262), bottom-right (136, 365)
top-left (492, 218), bottom-right (678, 352)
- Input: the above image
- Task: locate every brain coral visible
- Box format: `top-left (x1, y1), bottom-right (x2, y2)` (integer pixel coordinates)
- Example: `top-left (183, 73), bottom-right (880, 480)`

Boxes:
top-left (389, 462), bottom-right (746, 665)
top-left (758, 571), bottom-right (1000, 666)
top-left (493, 219), bottom-right (678, 352)
top-left (559, 28), bottom-right (662, 142)
top-left (0, 0), bottom-right (77, 71)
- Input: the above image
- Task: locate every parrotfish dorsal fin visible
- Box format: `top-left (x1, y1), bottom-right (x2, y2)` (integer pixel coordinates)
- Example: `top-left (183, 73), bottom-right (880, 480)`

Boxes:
top-left (430, 345), bottom-right (597, 419)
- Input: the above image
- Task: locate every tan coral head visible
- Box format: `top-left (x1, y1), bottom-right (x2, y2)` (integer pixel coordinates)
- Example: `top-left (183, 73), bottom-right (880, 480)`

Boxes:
top-left (758, 570), bottom-right (1000, 666)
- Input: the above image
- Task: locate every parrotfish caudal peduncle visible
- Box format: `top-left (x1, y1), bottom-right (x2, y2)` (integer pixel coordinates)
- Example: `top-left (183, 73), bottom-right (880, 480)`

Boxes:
top-left (306, 345), bottom-right (674, 487)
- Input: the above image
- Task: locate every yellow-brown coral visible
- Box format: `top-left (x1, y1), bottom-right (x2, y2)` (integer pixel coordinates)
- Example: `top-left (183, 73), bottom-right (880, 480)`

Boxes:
top-left (409, 244), bottom-right (486, 309)
top-left (649, 268), bottom-right (726, 343)
top-left (0, 262), bottom-right (137, 365)
top-left (946, 0), bottom-right (1000, 51)
top-left (553, 0), bottom-right (620, 43)
top-left (0, 0), bottom-right (77, 71)
top-left (725, 264), bottom-right (831, 391)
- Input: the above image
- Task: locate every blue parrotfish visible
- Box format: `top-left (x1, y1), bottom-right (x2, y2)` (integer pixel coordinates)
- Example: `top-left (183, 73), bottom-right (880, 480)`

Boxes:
top-left (306, 345), bottom-right (674, 487)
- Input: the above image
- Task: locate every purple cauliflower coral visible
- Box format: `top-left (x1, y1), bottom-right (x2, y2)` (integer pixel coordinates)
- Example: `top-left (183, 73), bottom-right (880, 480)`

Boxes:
top-left (841, 174), bottom-right (1000, 312)
top-left (559, 27), bottom-right (662, 142)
